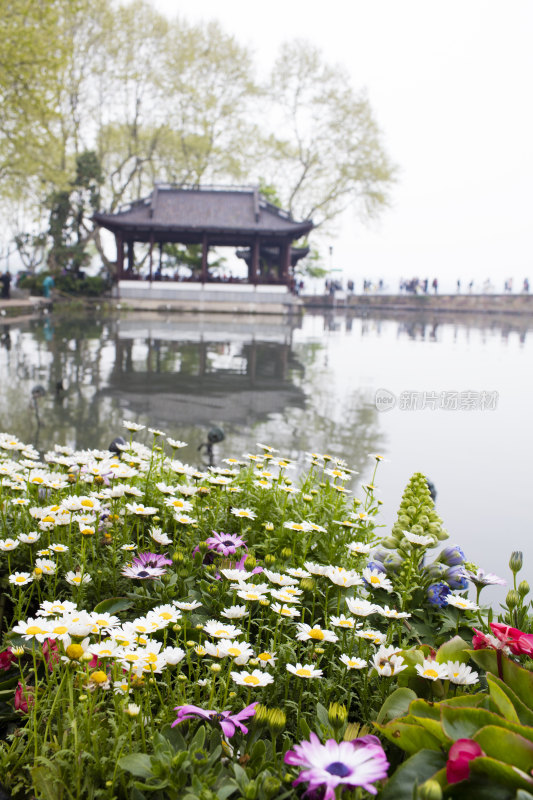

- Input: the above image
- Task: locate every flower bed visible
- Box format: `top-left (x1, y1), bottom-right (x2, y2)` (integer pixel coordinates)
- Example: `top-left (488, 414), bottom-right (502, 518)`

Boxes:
top-left (0, 426), bottom-right (531, 800)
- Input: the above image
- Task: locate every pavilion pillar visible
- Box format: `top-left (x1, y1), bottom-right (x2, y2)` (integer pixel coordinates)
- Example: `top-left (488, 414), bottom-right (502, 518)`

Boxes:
top-left (280, 240), bottom-right (291, 285)
top-left (148, 233), bottom-right (154, 282)
top-left (201, 234), bottom-right (208, 283)
top-left (251, 237), bottom-right (260, 285)
top-left (115, 233), bottom-right (124, 280)
top-left (127, 240), bottom-right (134, 275)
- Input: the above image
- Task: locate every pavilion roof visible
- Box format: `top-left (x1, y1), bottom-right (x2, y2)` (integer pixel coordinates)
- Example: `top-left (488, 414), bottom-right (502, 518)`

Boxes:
top-left (94, 184), bottom-right (314, 242)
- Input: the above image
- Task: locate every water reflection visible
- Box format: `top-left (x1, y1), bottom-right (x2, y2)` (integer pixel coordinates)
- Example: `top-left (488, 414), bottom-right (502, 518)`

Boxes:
top-left (0, 312), bottom-right (381, 474)
top-left (1, 308), bottom-right (532, 575)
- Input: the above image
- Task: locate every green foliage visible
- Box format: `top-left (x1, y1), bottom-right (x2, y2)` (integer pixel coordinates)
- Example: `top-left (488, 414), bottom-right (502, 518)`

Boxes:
top-left (377, 651), bottom-right (533, 798)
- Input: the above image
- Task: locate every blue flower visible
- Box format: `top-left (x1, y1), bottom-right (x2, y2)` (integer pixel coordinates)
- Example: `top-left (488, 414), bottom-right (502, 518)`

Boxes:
top-left (427, 583), bottom-right (451, 607)
top-left (437, 546), bottom-right (466, 567)
top-left (445, 565), bottom-right (469, 590)
top-left (365, 560), bottom-right (386, 575)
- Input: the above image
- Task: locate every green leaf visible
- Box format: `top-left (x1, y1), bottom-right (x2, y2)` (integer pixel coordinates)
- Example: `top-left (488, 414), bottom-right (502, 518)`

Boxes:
top-left (408, 699), bottom-right (441, 720)
top-left (93, 597), bottom-right (132, 615)
top-left (378, 750), bottom-right (446, 800)
top-left (299, 716), bottom-right (311, 739)
top-left (487, 673), bottom-right (533, 726)
top-left (375, 719), bottom-right (442, 754)
top-left (487, 677), bottom-right (520, 723)
top-left (118, 753), bottom-right (153, 779)
top-left (440, 704), bottom-right (533, 745)
top-left (316, 702), bottom-right (330, 730)
top-left (30, 766), bottom-right (64, 800)
top-left (376, 688), bottom-right (418, 724)
top-left (439, 692), bottom-right (486, 708)
top-left (470, 756), bottom-right (533, 792)
top-left (216, 785), bottom-right (238, 800)
top-left (474, 726), bottom-right (533, 773)
top-left (470, 650), bottom-right (533, 713)
top-left (436, 636), bottom-right (471, 664)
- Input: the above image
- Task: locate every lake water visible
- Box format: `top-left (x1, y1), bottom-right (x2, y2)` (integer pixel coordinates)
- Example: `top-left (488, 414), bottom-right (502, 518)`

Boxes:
top-left (1, 308), bottom-right (531, 587)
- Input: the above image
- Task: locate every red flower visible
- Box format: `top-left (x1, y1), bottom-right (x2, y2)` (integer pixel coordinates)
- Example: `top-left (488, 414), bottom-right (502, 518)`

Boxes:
top-left (490, 623), bottom-right (533, 656)
top-left (446, 739), bottom-right (484, 784)
top-left (0, 649), bottom-right (15, 671)
top-left (14, 682), bottom-right (34, 714)
top-left (42, 638), bottom-right (60, 672)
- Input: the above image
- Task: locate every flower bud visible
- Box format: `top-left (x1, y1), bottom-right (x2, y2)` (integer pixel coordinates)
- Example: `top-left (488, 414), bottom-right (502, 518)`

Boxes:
top-left (198, 541), bottom-right (209, 554)
top-left (509, 551), bottom-right (523, 573)
top-left (254, 704), bottom-right (269, 725)
top-left (328, 702), bottom-right (348, 730)
top-left (518, 580), bottom-right (530, 597)
top-left (263, 777), bottom-right (282, 800)
top-left (172, 551), bottom-right (185, 564)
top-left (244, 555), bottom-right (257, 571)
top-left (264, 554), bottom-right (276, 566)
top-left (267, 708), bottom-right (286, 735)
top-left (280, 548), bottom-right (292, 560)
top-left (244, 780), bottom-right (257, 800)
top-left (437, 545), bottom-right (465, 567)
top-left (300, 577), bottom-right (315, 592)
top-left (506, 589), bottom-right (520, 609)
top-left (417, 779), bottom-right (443, 800)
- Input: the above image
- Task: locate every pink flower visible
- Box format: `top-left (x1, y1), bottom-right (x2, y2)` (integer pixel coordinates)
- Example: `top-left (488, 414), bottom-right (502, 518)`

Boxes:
top-left (446, 739), bottom-right (484, 784)
top-left (172, 702), bottom-right (258, 739)
top-left (0, 648), bottom-right (15, 672)
top-left (284, 732), bottom-right (389, 799)
top-left (14, 682), bottom-right (34, 714)
top-left (473, 623), bottom-right (533, 656)
top-left (490, 623), bottom-right (533, 656)
top-left (42, 638), bottom-right (60, 672)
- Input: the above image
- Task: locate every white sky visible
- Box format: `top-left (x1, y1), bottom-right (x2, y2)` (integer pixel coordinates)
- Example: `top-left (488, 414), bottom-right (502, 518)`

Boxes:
top-left (151, 0), bottom-right (533, 291)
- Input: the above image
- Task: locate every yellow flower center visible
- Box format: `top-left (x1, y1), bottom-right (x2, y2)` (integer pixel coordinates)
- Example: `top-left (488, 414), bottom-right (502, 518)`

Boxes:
top-left (90, 670), bottom-right (108, 684)
top-left (33, 568), bottom-right (43, 576)
top-left (425, 669), bottom-right (439, 679)
top-left (243, 675), bottom-right (260, 685)
top-left (309, 629), bottom-right (324, 640)
top-left (32, 477), bottom-right (44, 484)
top-left (15, 576), bottom-right (27, 583)
top-left (26, 625), bottom-right (46, 635)
top-left (339, 621), bottom-right (352, 627)
top-left (228, 648), bottom-right (241, 657)
top-left (296, 668), bottom-right (312, 677)
top-left (159, 612), bottom-right (172, 620)
top-left (215, 629), bottom-right (229, 637)
top-left (258, 653), bottom-right (272, 661)
top-left (81, 528), bottom-right (94, 536)
top-left (370, 576), bottom-right (381, 584)
top-left (42, 516), bottom-right (55, 523)
top-left (52, 625), bottom-right (68, 635)
top-left (81, 500), bottom-right (94, 507)
top-left (66, 644), bottom-right (84, 660)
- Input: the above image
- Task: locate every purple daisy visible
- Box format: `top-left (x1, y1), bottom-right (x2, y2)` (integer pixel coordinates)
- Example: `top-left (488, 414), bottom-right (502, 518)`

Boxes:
top-left (121, 552), bottom-right (172, 579)
top-left (172, 702), bottom-right (257, 739)
top-left (284, 733), bottom-right (389, 799)
top-left (121, 564), bottom-right (166, 579)
top-left (133, 552), bottom-right (173, 569)
top-left (205, 531), bottom-right (246, 556)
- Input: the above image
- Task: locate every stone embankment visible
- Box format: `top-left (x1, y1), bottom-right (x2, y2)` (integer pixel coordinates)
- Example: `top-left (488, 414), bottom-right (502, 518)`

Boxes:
top-left (302, 293), bottom-right (533, 315)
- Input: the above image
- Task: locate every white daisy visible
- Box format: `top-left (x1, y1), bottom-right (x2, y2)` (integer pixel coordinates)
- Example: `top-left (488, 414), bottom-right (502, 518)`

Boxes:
top-left (362, 568), bottom-right (393, 593)
top-left (230, 669), bottom-right (274, 687)
top-left (415, 659), bottom-right (448, 681)
top-left (340, 654), bottom-right (367, 670)
top-left (445, 595), bottom-right (479, 611)
top-left (445, 661), bottom-right (479, 685)
top-left (295, 623), bottom-right (338, 643)
top-left (286, 663), bottom-right (323, 679)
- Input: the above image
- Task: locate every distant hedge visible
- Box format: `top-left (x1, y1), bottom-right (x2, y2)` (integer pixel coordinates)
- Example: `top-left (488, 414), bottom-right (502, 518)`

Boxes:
top-left (18, 272), bottom-right (111, 297)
